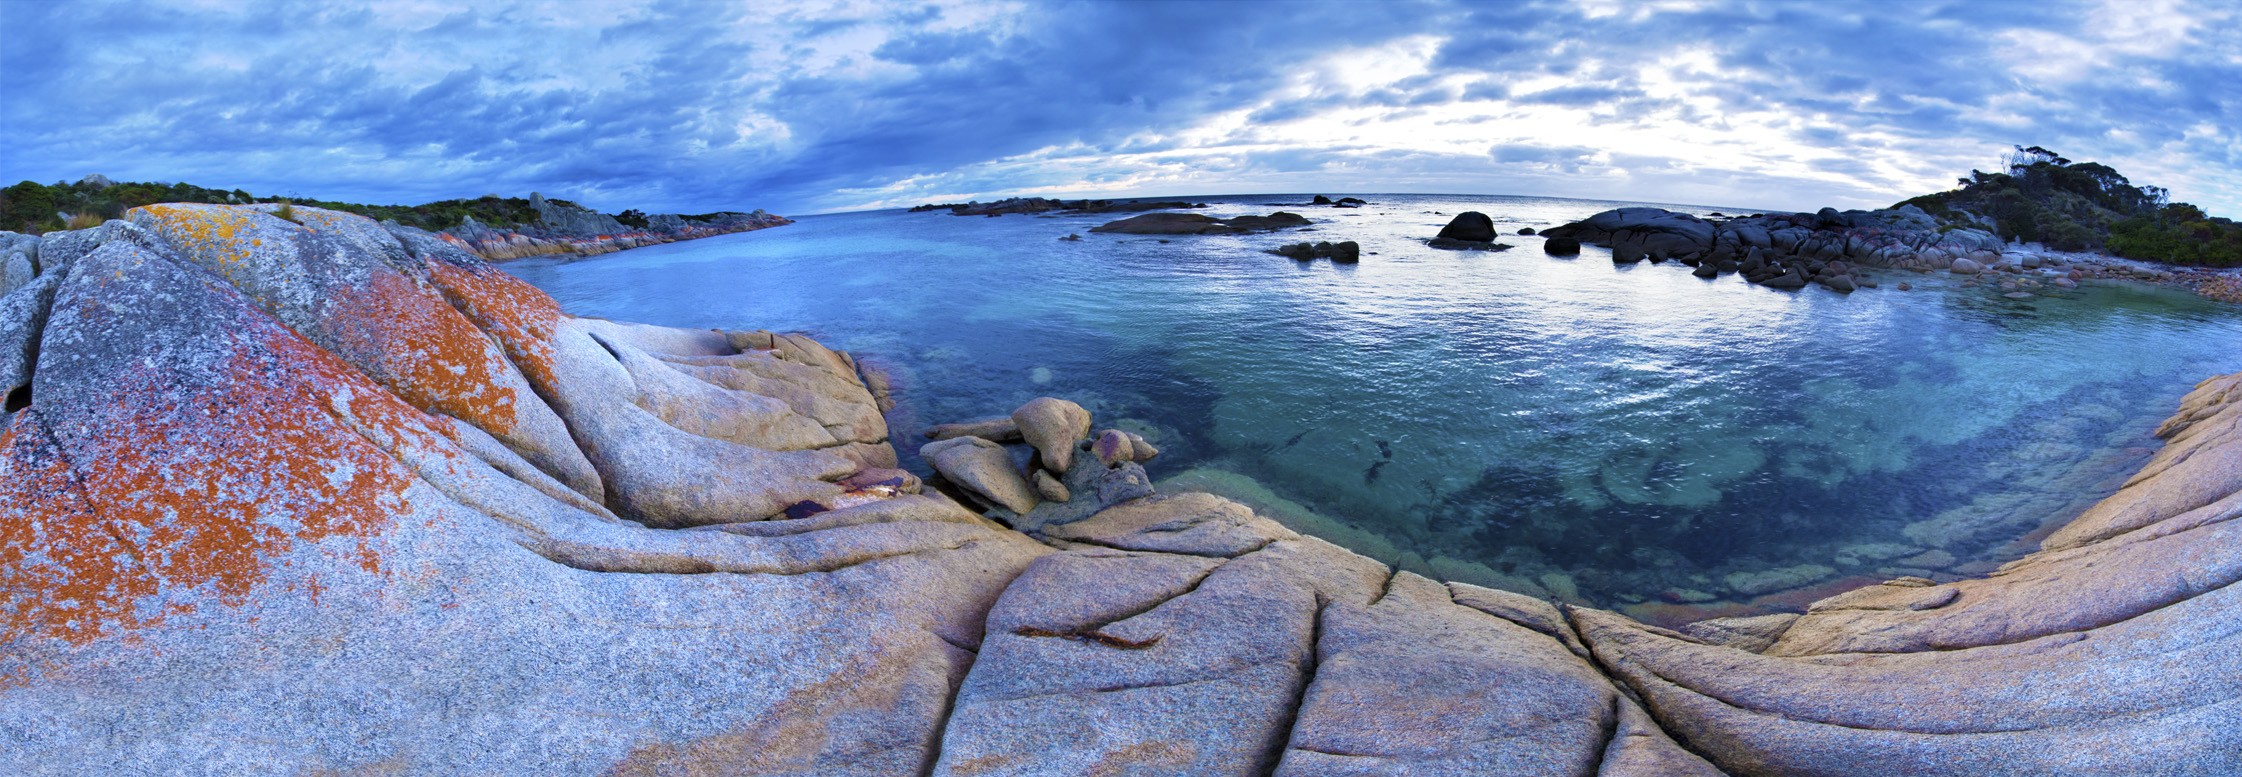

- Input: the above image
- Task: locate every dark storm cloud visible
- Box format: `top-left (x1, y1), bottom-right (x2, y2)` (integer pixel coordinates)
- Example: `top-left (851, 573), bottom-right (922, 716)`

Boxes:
top-left (2, 0), bottom-right (2236, 215)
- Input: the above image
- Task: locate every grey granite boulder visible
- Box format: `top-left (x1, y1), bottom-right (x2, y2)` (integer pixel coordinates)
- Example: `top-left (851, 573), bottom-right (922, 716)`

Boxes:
top-left (1012, 396), bottom-right (1091, 472)
top-left (922, 435), bottom-right (1041, 514)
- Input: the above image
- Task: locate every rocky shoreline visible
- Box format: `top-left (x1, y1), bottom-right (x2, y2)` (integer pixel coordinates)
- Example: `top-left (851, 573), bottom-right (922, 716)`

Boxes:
top-left (1537, 205), bottom-right (2242, 303)
top-left (1, 203), bottom-right (2235, 774)
top-left (433, 192), bottom-right (792, 261)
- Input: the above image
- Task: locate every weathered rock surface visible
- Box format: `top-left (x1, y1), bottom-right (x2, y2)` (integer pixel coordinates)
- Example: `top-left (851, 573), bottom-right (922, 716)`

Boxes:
top-left (921, 435), bottom-right (1041, 514)
top-left (3, 204), bottom-right (2238, 775)
top-left (1011, 396), bottom-right (1091, 472)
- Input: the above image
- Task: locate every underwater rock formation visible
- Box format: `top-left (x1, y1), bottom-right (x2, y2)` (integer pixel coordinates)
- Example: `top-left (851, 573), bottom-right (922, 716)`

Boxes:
top-left (0, 203), bottom-right (2234, 774)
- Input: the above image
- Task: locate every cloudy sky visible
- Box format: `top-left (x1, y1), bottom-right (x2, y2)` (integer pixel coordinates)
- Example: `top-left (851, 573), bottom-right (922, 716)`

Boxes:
top-left (4, 0), bottom-right (2237, 216)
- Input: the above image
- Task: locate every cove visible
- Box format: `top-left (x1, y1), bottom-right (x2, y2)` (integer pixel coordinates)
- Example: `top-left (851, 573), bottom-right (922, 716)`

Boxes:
top-left (509, 194), bottom-right (2242, 618)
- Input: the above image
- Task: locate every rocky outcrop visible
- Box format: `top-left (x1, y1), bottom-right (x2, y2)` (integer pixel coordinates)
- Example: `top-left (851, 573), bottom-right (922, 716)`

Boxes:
top-left (436, 192), bottom-right (791, 260)
top-left (2, 203), bottom-right (2236, 774)
top-left (1538, 204), bottom-right (2242, 298)
top-left (1089, 211), bottom-right (1312, 235)
top-left (1542, 205), bottom-right (1992, 291)
top-left (911, 197), bottom-right (1205, 217)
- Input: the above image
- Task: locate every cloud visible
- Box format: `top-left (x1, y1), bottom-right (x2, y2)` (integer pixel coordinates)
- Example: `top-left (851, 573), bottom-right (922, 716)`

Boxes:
top-left (1, 0), bottom-right (2237, 217)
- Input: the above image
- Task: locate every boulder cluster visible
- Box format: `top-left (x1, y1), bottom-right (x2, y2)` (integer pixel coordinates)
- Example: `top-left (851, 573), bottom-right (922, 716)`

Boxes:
top-left (2, 203), bottom-right (2237, 774)
top-left (921, 398), bottom-right (1162, 523)
top-left (1088, 211), bottom-right (1313, 235)
top-left (1268, 240), bottom-right (1361, 263)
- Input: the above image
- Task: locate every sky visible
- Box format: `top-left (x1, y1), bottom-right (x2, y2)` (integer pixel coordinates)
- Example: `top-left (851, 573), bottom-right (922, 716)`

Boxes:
top-left (3, 0), bottom-right (2238, 217)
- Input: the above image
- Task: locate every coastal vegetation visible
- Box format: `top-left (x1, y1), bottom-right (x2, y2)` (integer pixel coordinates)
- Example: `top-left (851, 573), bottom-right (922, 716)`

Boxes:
top-left (0, 175), bottom-right (639, 235)
top-left (1899, 146), bottom-right (2242, 267)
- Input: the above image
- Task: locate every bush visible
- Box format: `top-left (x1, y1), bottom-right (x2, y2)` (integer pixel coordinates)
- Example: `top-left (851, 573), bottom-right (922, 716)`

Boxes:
top-left (63, 212), bottom-right (103, 230)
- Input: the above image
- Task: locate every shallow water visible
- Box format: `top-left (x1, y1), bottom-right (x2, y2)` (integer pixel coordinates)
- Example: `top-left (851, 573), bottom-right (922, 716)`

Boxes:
top-left (510, 194), bottom-right (2242, 616)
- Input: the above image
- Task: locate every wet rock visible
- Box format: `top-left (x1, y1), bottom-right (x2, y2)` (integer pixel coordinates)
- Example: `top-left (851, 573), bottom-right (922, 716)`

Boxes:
top-left (1092, 429), bottom-right (1135, 467)
top-left (1543, 236), bottom-right (1580, 255)
top-left (1095, 461), bottom-right (1156, 504)
top-left (1762, 268), bottom-right (1809, 289)
top-left (1012, 396), bottom-right (1092, 473)
top-left (921, 436), bottom-right (1041, 514)
top-left (1518, 227), bottom-right (1537, 235)
top-left (1436, 211), bottom-right (1497, 242)
top-left (1951, 257), bottom-right (1983, 274)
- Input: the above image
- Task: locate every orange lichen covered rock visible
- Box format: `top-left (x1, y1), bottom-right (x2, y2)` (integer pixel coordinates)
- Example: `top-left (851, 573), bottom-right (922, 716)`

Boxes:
top-left (129, 203), bottom-right (601, 498)
top-left (0, 209), bottom-right (1051, 772)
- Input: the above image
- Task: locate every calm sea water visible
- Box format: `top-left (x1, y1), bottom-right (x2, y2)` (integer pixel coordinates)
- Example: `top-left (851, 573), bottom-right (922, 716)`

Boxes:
top-left (509, 194), bottom-right (2242, 616)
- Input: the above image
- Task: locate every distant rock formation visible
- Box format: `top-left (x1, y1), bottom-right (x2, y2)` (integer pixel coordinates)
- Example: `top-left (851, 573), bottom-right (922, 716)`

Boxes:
top-left (436, 192), bottom-right (791, 260)
top-left (1, 203), bottom-right (2236, 774)
top-left (1089, 211), bottom-right (1312, 235)
top-left (910, 197), bottom-right (1205, 217)
top-left (1542, 201), bottom-right (2242, 300)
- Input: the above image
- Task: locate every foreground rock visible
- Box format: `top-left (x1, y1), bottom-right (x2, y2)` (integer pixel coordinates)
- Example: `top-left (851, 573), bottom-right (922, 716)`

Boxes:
top-left (0, 205), bottom-right (1045, 774)
top-left (1089, 211), bottom-right (1312, 235)
top-left (2, 203), bottom-right (2236, 774)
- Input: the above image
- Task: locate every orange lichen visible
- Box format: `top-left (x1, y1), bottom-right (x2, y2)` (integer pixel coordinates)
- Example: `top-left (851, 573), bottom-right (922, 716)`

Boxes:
top-left (426, 260), bottom-right (567, 392)
top-left (0, 411), bottom-right (154, 684)
top-left (131, 204), bottom-right (263, 282)
top-left (328, 269), bottom-right (523, 437)
top-left (0, 297), bottom-right (452, 657)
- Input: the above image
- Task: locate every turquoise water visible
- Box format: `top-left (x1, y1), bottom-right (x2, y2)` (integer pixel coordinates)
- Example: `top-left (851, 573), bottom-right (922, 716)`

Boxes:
top-left (509, 194), bottom-right (2242, 613)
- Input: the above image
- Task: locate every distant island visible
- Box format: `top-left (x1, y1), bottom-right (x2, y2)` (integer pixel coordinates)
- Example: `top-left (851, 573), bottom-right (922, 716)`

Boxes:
top-left (0, 175), bottom-right (791, 260)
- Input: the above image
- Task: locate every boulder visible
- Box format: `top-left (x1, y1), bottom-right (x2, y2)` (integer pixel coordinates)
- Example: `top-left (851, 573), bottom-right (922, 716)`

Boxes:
top-left (1761, 268), bottom-right (1809, 289)
top-left (1518, 227), bottom-right (1537, 236)
top-left (1330, 240), bottom-right (1360, 264)
top-left (1032, 469), bottom-right (1071, 503)
top-left (921, 436), bottom-right (1041, 514)
top-left (1436, 212), bottom-right (1497, 243)
top-left (1543, 237), bottom-right (1581, 255)
top-left (1011, 396), bottom-right (1092, 472)
top-left (1951, 257), bottom-right (1984, 274)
